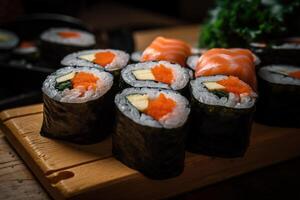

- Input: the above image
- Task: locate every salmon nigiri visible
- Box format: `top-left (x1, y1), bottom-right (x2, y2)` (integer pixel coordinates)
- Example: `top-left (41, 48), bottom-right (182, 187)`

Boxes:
top-left (195, 48), bottom-right (258, 89)
top-left (140, 36), bottom-right (191, 67)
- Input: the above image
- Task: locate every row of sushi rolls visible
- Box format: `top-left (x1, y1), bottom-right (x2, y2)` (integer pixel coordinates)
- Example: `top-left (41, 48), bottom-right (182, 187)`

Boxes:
top-left (1, 27), bottom-right (299, 180)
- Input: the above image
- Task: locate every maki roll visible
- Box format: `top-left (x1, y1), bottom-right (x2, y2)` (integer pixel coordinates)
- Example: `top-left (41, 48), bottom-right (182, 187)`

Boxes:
top-left (188, 75), bottom-right (257, 158)
top-left (113, 87), bottom-right (190, 179)
top-left (61, 49), bottom-right (129, 77)
top-left (41, 66), bottom-right (114, 144)
top-left (0, 29), bottom-right (19, 51)
top-left (120, 61), bottom-right (191, 94)
top-left (40, 27), bottom-right (96, 65)
top-left (255, 65), bottom-right (300, 127)
top-left (0, 29), bottom-right (19, 59)
top-left (140, 36), bottom-right (191, 67)
top-left (13, 41), bottom-right (39, 61)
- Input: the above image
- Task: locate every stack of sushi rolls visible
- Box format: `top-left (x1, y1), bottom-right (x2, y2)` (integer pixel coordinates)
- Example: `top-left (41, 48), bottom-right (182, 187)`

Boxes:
top-left (113, 88), bottom-right (190, 179)
top-left (255, 65), bottom-right (300, 127)
top-left (112, 36), bottom-right (193, 179)
top-left (120, 61), bottom-right (191, 94)
top-left (0, 29), bottom-right (19, 60)
top-left (61, 49), bottom-right (129, 77)
top-left (187, 48), bottom-right (258, 158)
top-left (41, 66), bottom-right (115, 144)
top-left (40, 27), bottom-right (96, 65)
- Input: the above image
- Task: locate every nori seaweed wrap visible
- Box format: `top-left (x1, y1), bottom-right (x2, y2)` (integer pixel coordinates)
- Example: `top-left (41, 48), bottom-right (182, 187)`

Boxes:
top-left (41, 66), bottom-right (115, 144)
top-left (40, 27), bottom-right (96, 65)
top-left (255, 65), bottom-right (300, 127)
top-left (188, 75), bottom-right (257, 158)
top-left (113, 87), bottom-right (190, 179)
top-left (120, 61), bottom-right (191, 96)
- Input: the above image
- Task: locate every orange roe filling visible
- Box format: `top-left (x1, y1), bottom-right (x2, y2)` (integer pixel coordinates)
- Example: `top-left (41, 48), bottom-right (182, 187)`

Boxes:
top-left (72, 72), bottom-right (99, 91)
top-left (145, 93), bottom-right (176, 121)
top-left (93, 51), bottom-right (115, 67)
top-left (58, 31), bottom-right (80, 38)
top-left (217, 76), bottom-right (253, 95)
top-left (288, 71), bottom-right (300, 79)
top-left (20, 41), bottom-right (34, 48)
top-left (151, 64), bottom-right (174, 84)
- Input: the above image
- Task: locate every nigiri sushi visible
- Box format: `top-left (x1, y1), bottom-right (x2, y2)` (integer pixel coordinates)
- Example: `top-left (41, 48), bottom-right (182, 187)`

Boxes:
top-left (188, 48), bottom-right (258, 89)
top-left (140, 36), bottom-right (191, 67)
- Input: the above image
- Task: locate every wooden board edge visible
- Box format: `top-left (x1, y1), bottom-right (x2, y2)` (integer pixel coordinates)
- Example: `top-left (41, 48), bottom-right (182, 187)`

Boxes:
top-left (0, 123), bottom-right (65, 200)
top-left (0, 104), bottom-right (43, 122)
top-left (53, 130), bottom-right (300, 200)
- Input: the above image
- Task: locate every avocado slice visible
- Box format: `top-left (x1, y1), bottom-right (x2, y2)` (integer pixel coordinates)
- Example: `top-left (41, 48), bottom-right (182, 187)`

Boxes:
top-left (132, 69), bottom-right (155, 81)
top-left (126, 94), bottom-right (149, 111)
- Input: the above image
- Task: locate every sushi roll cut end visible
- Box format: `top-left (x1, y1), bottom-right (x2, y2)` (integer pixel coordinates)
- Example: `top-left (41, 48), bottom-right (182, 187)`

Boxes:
top-left (121, 61), bottom-right (190, 91)
top-left (61, 49), bottom-right (129, 72)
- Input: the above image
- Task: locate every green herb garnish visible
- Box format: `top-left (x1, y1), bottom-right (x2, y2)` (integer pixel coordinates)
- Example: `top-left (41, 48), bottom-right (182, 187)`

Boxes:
top-left (199, 0), bottom-right (300, 48)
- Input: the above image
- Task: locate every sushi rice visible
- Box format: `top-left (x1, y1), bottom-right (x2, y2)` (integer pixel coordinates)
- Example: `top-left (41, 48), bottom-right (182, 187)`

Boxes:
top-left (258, 65), bottom-right (300, 86)
top-left (61, 49), bottom-right (129, 72)
top-left (43, 66), bottom-right (113, 103)
top-left (40, 27), bottom-right (95, 47)
top-left (190, 75), bottom-right (257, 109)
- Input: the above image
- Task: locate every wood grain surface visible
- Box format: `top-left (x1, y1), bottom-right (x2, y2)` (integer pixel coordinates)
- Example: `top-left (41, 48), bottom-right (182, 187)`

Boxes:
top-left (1, 104), bottom-right (300, 200)
top-left (0, 131), bottom-right (49, 200)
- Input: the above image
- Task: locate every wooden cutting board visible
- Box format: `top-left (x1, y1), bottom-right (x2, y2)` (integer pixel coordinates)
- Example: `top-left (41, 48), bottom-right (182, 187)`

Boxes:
top-left (1, 104), bottom-right (300, 200)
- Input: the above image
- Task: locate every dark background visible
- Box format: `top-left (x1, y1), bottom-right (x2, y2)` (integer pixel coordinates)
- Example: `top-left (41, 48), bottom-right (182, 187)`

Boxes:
top-left (0, 0), bottom-right (300, 199)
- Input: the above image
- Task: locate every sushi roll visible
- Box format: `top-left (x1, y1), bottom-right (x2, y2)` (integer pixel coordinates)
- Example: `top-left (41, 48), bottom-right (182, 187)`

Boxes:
top-left (0, 29), bottom-right (19, 60)
top-left (140, 36), bottom-right (191, 67)
top-left (113, 87), bottom-right (190, 179)
top-left (255, 65), bottom-right (300, 127)
top-left (40, 27), bottom-right (96, 65)
top-left (41, 66), bottom-right (114, 144)
top-left (188, 75), bottom-right (257, 158)
top-left (61, 49), bottom-right (129, 77)
top-left (13, 41), bottom-right (39, 61)
top-left (0, 29), bottom-right (19, 51)
top-left (120, 61), bottom-right (191, 94)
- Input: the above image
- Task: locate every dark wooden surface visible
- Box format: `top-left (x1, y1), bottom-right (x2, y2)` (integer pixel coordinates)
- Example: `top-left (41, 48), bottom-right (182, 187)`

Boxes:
top-left (1, 112), bottom-right (300, 200)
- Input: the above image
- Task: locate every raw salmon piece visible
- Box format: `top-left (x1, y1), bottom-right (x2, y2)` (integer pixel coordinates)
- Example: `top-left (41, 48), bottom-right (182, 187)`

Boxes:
top-left (141, 36), bottom-right (191, 67)
top-left (195, 48), bottom-right (257, 89)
